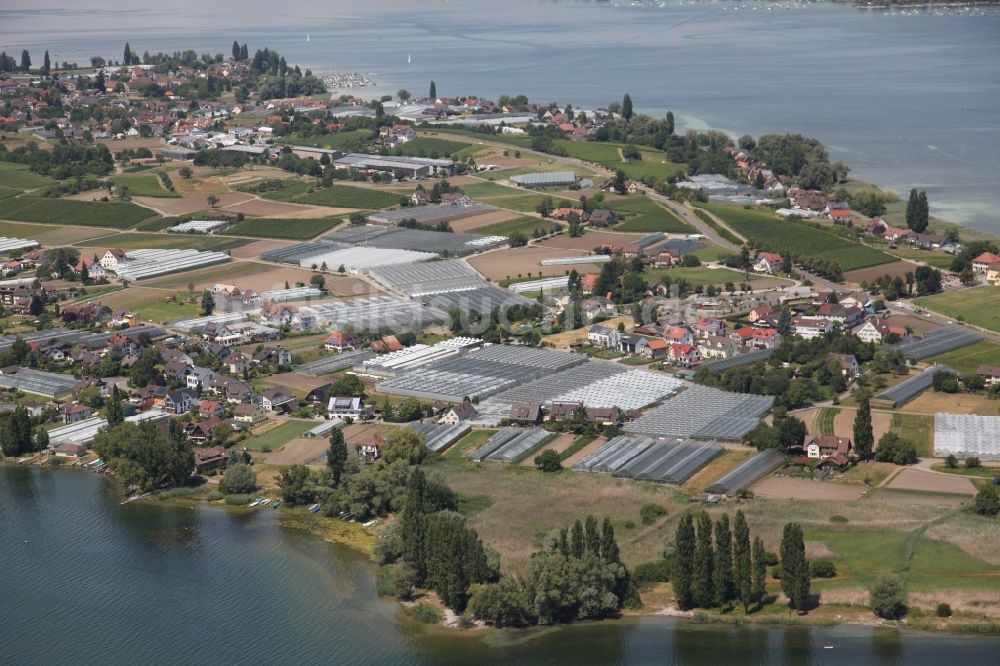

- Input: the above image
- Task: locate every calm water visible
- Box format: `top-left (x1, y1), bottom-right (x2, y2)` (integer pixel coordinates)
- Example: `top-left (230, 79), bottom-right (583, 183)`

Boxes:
top-left (1, 0), bottom-right (999, 234)
top-left (2, 465), bottom-right (999, 664)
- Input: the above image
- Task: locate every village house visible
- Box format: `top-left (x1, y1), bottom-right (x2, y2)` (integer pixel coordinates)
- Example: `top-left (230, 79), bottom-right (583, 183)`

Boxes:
top-left (750, 328), bottom-right (782, 349)
top-left (747, 305), bottom-right (774, 324)
top-left (99, 249), bottom-right (129, 271)
top-left (664, 326), bottom-right (694, 347)
top-left (184, 366), bottom-right (216, 390)
top-left (829, 353), bottom-right (860, 378)
top-left (971, 251), bottom-right (1000, 274)
top-left (233, 402), bottom-right (267, 425)
top-left (986, 263), bottom-right (1000, 285)
top-left (357, 434), bottom-right (384, 462)
top-left (754, 252), bottom-right (783, 274)
top-left (587, 324), bottom-right (620, 348)
top-left (259, 387), bottom-right (296, 412)
top-left (793, 316), bottom-right (833, 340)
top-left (805, 435), bottom-right (852, 461)
top-left (328, 396), bottom-right (364, 418)
top-left (641, 338), bottom-right (670, 360)
top-left (324, 331), bottom-right (359, 352)
top-left (668, 343), bottom-right (701, 367)
top-left (61, 403), bottom-right (92, 424)
top-left (548, 401), bottom-right (584, 421)
top-left (438, 400), bottom-right (477, 425)
top-left (163, 388), bottom-right (199, 415)
top-left (52, 441), bottom-right (88, 459)
top-left (193, 445), bottom-right (228, 473)
top-left (853, 316), bottom-right (907, 344)
top-left (199, 399), bottom-right (224, 417)
top-left (816, 303), bottom-right (864, 328)
top-left (508, 402), bottom-right (543, 426)
top-left (976, 365), bottom-right (1000, 387)
top-left (254, 346), bottom-right (293, 367)
top-left (694, 317), bottom-right (727, 339)
top-left (699, 335), bottom-right (740, 360)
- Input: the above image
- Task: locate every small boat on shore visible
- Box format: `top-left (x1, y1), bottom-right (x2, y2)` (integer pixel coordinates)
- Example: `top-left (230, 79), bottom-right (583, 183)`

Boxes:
top-left (248, 498), bottom-right (262, 508)
top-left (308, 503), bottom-right (321, 513)
top-left (272, 500), bottom-right (282, 509)
top-left (261, 498), bottom-right (272, 506)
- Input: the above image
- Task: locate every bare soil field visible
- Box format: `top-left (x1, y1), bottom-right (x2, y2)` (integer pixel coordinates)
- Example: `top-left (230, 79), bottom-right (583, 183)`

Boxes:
top-left (844, 260), bottom-right (915, 284)
top-left (259, 437), bottom-right (327, 466)
top-left (173, 176), bottom-right (230, 197)
top-left (517, 433), bottom-right (578, 467)
top-left (219, 197), bottom-right (342, 218)
top-left (324, 275), bottom-right (385, 297)
top-left (36, 226), bottom-right (115, 245)
top-left (753, 476), bottom-right (867, 501)
top-left (91, 286), bottom-right (170, 310)
top-left (447, 209), bottom-right (525, 232)
top-left (342, 422), bottom-right (397, 446)
top-left (886, 313), bottom-right (940, 334)
top-left (876, 488), bottom-right (969, 506)
top-left (542, 315), bottom-right (633, 348)
top-left (901, 390), bottom-right (998, 416)
top-left (97, 137), bottom-right (166, 153)
top-left (560, 437), bottom-right (608, 468)
top-left (885, 468), bottom-right (976, 494)
top-left (468, 246), bottom-right (604, 281)
top-left (228, 239), bottom-right (295, 259)
top-left (139, 261), bottom-right (288, 290)
top-left (220, 168), bottom-right (298, 186)
top-left (129, 195), bottom-right (206, 216)
top-left (537, 229), bottom-right (646, 252)
top-left (825, 406), bottom-right (894, 442)
top-left (262, 372), bottom-right (331, 394)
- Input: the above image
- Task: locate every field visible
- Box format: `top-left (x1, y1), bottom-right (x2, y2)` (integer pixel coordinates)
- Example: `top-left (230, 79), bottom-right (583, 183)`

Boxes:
top-left (459, 181), bottom-right (525, 200)
top-left (244, 420), bottom-right (317, 451)
top-left (610, 198), bottom-right (693, 233)
top-left (0, 163), bottom-right (57, 190)
top-left (111, 174), bottom-right (179, 198)
top-left (0, 185), bottom-right (21, 200)
top-left (843, 260), bottom-right (916, 284)
top-left (75, 232), bottom-right (248, 251)
top-left (646, 265), bottom-right (765, 287)
top-left (890, 413), bottom-right (934, 457)
top-left (226, 217), bottom-right (342, 240)
top-left (552, 139), bottom-right (686, 182)
top-left (882, 243), bottom-right (955, 270)
top-left (752, 477), bottom-right (868, 501)
top-left (914, 287), bottom-right (1000, 333)
top-left (901, 390), bottom-right (1000, 417)
top-left (468, 246), bottom-right (605, 281)
top-left (294, 185), bottom-right (402, 210)
top-left (391, 137), bottom-right (468, 158)
top-left (278, 129), bottom-right (372, 151)
top-left (538, 229), bottom-right (645, 252)
top-left (0, 197), bottom-right (156, 228)
top-left (928, 340), bottom-right (1000, 373)
top-left (885, 468), bottom-right (976, 495)
top-left (699, 204), bottom-right (895, 271)
top-left (471, 216), bottom-right (560, 238)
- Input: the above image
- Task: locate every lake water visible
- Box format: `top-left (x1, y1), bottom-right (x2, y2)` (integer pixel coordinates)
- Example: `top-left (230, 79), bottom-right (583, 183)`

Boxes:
top-left (1, 0), bottom-right (999, 234)
top-left (2, 465), bottom-right (999, 664)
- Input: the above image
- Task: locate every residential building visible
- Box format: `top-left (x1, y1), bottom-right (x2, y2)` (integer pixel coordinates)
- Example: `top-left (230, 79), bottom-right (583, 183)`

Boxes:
top-left (164, 388), bottom-right (199, 414)
top-left (193, 445), bottom-right (228, 473)
top-left (587, 324), bottom-right (620, 348)
top-left (438, 400), bottom-right (477, 425)
top-left (664, 326), bottom-right (694, 347)
top-left (100, 249), bottom-right (128, 271)
top-left (754, 252), bottom-right (783, 274)
top-left (233, 402), bottom-right (267, 425)
top-left (805, 435), bottom-right (852, 460)
top-left (829, 353), bottom-right (860, 378)
top-left (328, 396), bottom-right (364, 418)
top-left (260, 387), bottom-right (296, 412)
top-left (61, 403), bottom-right (92, 424)
top-left (642, 338), bottom-right (670, 360)
top-left (357, 434), bottom-right (384, 462)
top-left (668, 343), bottom-right (701, 367)
top-left (324, 331), bottom-right (359, 352)
top-left (699, 335), bottom-right (740, 360)
top-left (793, 316), bottom-right (833, 340)
top-left (971, 252), bottom-right (1000, 273)
top-left (509, 402), bottom-right (543, 425)
top-left (816, 303), bottom-right (864, 327)
top-left (976, 364), bottom-right (1000, 386)
top-left (853, 316), bottom-right (908, 344)
top-left (750, 328), bottom-right (782, 349)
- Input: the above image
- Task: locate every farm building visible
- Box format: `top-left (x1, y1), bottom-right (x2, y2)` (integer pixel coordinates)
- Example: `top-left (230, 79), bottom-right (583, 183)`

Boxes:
top-left (934, 413), bottom-right (1000, 460)
top-left (0, 367), bottom-right (79, 399)
top-left (298, 295), bottom-right (447, 331)
top-left (871, 364), bottom-right (954, 409)
top-left (334, 153), bottom-right (455, 178)
top-left (368, 204), bottom-right (500, 228)
top-left (624, 385), bottom-right (774, 442)
top-left (509, 171), bottom-right (577, 188)
top-left (167, 220), bottom-right (230, 234)
top-left (112, 249), bottom-right (231, 281)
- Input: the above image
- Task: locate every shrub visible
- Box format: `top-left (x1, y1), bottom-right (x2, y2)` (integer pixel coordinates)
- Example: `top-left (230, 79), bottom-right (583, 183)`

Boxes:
top-left (936, 603), bottom-right (952, 618)
top-left (219, 463), bottom-right (257, 495)
top-left (770, 564), bottom-right (782, 580)
top-left (623, 520), bottom-right (636, 529)
top-left (762, 550), bottom-right (779, 567)
top-left (533, 448), bottom-right (562, 472)
top-left (376, 563), bottom-right (417, 599)
top-left (972, 485), bottom-right (1000, 517)
top-left (408, 602), bottom-right (443, 625)
top-left (829, 515), bottom-right (849, 524)
top-left (810, 560), bottom-right (837, 578)
top-left (224, 493), bottom-right (253, 505)
top-left (945, 454), bottom-right (959, 469)
top-left (633, 559), bottom-right (672, 585)
top-left (206, 490), bottom-right (224, 501)
top-left (965, 456), bottom-right (982, 469)
top-left (870, 574), bottom-right (907, 619)
top-left (639, 503), bottom-right (668, 525)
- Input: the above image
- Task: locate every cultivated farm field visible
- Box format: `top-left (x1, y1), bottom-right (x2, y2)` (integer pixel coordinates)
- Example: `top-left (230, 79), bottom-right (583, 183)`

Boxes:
top-left (0, 197), bottom-right (156, 228)
top-left (700, 203), bottom-right (895, 271)
top-left (914, 286), bottom-right (1000, 333)
top-left (111, 174), bottom-right (179, 198)
top-left (928, 340), bottom-right (1000, 373)
top-left (226, 217), bottom-right (342, 240)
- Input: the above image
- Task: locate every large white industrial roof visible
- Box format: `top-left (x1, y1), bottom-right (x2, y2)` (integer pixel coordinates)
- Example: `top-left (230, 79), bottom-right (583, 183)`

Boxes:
top-left (114, 249), bottom-right (231, 281)
top-left (298, 247), bottom-right (436, 273)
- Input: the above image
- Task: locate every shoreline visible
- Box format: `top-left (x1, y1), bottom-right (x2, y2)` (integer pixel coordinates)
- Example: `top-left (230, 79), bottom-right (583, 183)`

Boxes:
top-left (5, 463), bottom-right (1000, 637)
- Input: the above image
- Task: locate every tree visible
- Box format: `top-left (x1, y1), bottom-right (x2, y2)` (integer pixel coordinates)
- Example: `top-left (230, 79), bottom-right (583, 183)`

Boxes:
top-left (220, 463), bottom-right (257, 494)
top-left (665, 110), bottom-right (675, 136)
top-left (0, 406), bottom-right (35, 457)
top-left (310, 273), bottom-right (325, 290)
top-left (534, 449), bottom-right (562, 472)
top-left (779, 523), bottom-right (810, 611)
top-left (429, 81), bottom-right (436, 99)
top-left (42, 51), bottom-right (50, 75)
top-left (277, 464), bottom-right (324, 505)
top-left (92, 420), bottom-right (194, 492)
top-left (733, 510), bottom-right (752, 611)
top-left (673, 513), bottom-right (695, 609)
top-left (400, 468), bottom-right (430, 582)
top-left (874, 432), bottom-right (917, 465)
top-left (232, 40), bottom-right (241, 60)
top-left (751, 536), bottom-right (767, 608)
top-left (20, 50), bottom-right (30, 72)
top-left (906, 188), bottom-right (929, 233)
top-left (397, 89), bottom-right (411, 101)
top-left (200, 291), bottom-right (215, 316)
top-left (326, 428), bottom-right (348, 486)
top-left (621, 93), bottom-right (633, 120)
top-left (106, 386), bottom-right (125, 426)
top-left (692, 512), bottom-right (715, 608)
top-left (870, 574), bottom-right (906, 619)
top-left (713, 514), bottom-right (734, 607)
top-left (207, 194), bottom-right (220, 208)
top-left (972, 484), bottom-right (1000, 517)
top-left (853, 392), bottom-right (874, 459)
top-left (600, 517), bottom-right (620, 563)
top-left (383, 428), bottom-right (426, 465)
top-left (178, 166), bottom-right (193, 179)
top-left (570, 519), bottom-right (585, 559)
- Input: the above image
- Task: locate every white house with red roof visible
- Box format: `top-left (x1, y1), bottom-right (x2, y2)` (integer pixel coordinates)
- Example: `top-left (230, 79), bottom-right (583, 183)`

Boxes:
top-left (668, 343), bottom-right (701, 367)
top-left (972, 251), bottom-right (1000, 274)
top-left (754, 252), bottom-right (783, 274)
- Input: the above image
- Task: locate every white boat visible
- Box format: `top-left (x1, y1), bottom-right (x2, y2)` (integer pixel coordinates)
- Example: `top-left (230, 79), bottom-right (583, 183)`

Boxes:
top-left (248, 499), bottom-right (261, 508)
top-left (308, 503), bottom-right (321, 513)
top-left (261, 498), bottom-right (272, 506)
top-left (306, 34), bottom-right (311, 42)
top-left (407, 53), bottom-right (411, 64)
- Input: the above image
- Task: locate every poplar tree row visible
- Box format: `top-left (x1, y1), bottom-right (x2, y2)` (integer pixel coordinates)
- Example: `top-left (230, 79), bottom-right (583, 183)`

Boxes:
top-left (673, 511), bottom-right (810, 612)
